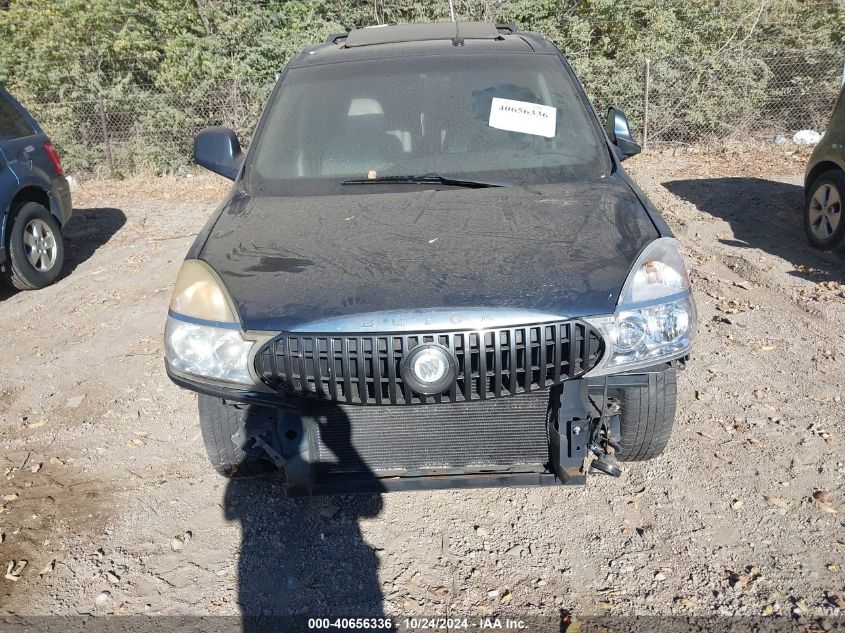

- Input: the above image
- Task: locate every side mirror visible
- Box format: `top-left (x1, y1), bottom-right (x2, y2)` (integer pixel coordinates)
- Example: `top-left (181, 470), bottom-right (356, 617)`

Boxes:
top-left (605, 107), bottom-right (641, 160)
top-left (194, 127), bottom-right (243, 180)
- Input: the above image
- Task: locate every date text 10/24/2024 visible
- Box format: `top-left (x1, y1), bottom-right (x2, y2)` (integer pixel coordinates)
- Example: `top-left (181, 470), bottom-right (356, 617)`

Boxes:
top-left (308, 617), bottom-right (529, 630)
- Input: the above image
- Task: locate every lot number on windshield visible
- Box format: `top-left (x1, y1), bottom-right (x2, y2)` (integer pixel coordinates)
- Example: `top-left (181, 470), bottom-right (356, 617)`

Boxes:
top-left (488, 97), bottom-right (557, 138)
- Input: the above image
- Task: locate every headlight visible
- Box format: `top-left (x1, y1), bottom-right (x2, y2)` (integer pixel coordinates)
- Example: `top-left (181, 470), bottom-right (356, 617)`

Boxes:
top-left (586, 238), bottom-right (697, 376)
top-left (165, 317), bottom-right (255, 385)
top-left (165, 259), bottom-right (261, 386)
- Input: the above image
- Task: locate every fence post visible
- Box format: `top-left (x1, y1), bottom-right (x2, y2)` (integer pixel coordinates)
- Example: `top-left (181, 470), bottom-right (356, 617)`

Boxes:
top-left (97, 94), bottom-right (115, 177)
top-left (643, 58), bottom-right (651, 150)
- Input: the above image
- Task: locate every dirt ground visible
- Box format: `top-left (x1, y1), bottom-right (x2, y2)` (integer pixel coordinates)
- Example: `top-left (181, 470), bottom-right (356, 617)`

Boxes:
top-left (1, 147), bottom-right (844, 624)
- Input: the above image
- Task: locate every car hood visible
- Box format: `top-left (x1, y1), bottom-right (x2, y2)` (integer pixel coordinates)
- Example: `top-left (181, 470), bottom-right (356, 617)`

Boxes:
top-left (199, 178), bottom-right (660, 332)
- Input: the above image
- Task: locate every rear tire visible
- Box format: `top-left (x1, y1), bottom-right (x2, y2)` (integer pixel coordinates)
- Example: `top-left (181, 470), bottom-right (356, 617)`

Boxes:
top-left (2, 201), bottom-right (65, 290)
top-left (197, 395), bottom-right (277, 477)
top-left (612, 368), bottom-right (677, 462)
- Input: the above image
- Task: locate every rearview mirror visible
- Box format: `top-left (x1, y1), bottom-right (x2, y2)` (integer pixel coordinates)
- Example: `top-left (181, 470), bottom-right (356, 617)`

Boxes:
top-left (194, 127), bottom-right (243, 180)
top-left (605, 107), bottom-right (641, 160)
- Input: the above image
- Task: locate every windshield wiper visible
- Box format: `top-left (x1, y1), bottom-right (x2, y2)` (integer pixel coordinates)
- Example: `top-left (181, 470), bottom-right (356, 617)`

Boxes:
top-left (341, 174), bottom-right (512, 188)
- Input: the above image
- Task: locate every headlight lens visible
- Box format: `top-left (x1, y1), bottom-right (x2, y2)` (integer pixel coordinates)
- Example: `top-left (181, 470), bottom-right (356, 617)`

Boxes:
top-left (169, 259), bottom-right (237, 322)
top-left (166, 259), bottom-right (258, 385)
top-left (165, 317), bottom-right (255, 385)
top-left (618, 237), bottom-right (690, 304)
top-left (586, 238), bottom-right (697, 376)
top-left (614, 313), bottom-right (648, 351)
top-left (587, 296), bottom-right (696, 375)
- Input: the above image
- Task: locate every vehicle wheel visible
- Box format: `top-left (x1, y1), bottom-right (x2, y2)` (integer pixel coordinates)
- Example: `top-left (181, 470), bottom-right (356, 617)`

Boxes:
top-left (611, 368), bottom-right (677, 462)
top-left (2, 201), bottom-right (65, 290)
top-left (805, 170), bottom-right (845, 252)
top-left (197, 395), bottom-right (277, 477)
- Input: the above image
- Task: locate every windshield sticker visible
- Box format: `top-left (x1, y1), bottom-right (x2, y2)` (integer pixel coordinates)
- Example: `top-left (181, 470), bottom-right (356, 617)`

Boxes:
top-left (488, 98), bottom-right (556, 138)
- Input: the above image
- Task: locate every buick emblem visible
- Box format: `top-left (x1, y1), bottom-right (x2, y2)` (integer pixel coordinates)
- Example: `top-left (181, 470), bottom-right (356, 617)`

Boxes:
top-left (400, 344), bottom-right (457, 395)
top-left (413, 350), bottom-right (448, 384)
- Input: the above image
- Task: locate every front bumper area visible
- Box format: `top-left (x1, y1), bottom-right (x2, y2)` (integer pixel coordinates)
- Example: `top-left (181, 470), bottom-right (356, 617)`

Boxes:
top-left (167, 361), bottom-right (678, 495)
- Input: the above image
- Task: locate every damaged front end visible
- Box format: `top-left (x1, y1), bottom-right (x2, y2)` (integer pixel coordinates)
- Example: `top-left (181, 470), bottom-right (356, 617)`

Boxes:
top-left (165, 232), bottom-right (695, 494)
top-left (168, 346), bottom-right (649, 496)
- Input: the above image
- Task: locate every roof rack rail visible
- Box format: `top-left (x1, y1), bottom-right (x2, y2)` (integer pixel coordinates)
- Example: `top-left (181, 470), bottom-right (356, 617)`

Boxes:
top-left (325, 32), bottom-right (349, 44)
top-left (495, 23), bottom-right (519, 34)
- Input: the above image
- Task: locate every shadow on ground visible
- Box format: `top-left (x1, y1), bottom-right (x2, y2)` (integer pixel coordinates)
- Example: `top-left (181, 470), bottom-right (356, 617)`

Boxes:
top-left (0, 206), bottom-right (125, 301)
top-left (224, 402), bottom-right (385, 630)
top-left (663, 177), bottom-right (845, 282)
top-left (225, 480), bottom-right (384, 626)
top-left (61, 207), bottom-right (127, 276)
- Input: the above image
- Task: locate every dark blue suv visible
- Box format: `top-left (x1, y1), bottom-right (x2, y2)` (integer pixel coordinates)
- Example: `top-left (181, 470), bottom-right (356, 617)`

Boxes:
top-left (0, 85), bottom-right (72, 290)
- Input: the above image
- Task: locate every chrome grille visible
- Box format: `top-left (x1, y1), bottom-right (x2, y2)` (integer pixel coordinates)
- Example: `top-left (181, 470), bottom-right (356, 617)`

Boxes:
top-left (254, 320), bottom-right (603, 405)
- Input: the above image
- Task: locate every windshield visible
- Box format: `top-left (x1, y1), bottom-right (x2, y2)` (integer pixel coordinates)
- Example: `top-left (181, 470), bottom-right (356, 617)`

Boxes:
top-left (248, 53), bottom-right (608, 195)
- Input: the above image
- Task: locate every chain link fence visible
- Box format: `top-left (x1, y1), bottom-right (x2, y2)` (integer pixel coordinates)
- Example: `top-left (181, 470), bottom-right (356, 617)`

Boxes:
top-left (572, 48), bottom-right (844, 147)
top-left (13, 47), bottom-right (845, 176)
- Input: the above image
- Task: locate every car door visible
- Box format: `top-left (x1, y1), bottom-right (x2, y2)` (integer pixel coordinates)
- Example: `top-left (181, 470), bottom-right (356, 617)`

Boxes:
top-left (0, 88), bottom-right (38, 184)
top-left (0, 88), bottom-right (38, 254)
top-left (0, 142), bottom-right (19, 208)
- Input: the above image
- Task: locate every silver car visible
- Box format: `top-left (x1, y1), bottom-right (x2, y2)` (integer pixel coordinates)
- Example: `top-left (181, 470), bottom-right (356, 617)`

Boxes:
top-left (805, 83), bottom-right (845, 251)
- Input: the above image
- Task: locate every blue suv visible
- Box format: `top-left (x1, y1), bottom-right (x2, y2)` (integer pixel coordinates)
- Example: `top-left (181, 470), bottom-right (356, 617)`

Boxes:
top-left (0, 86), bottom-right (72, 290)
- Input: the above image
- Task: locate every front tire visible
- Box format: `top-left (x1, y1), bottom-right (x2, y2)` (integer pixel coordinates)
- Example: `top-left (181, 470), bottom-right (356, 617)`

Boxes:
top-left (2, 201), bottom-right (65, 290)
top-left (612, 368), bottom-right (677, 462)
top-left (805, 170), bottom-right (845, 252)
top-left (197, 395), bottom-right (276, 477)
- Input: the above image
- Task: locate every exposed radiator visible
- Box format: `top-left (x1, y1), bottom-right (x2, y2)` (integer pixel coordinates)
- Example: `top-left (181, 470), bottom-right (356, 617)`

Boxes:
top-left (308, 390), bottom-right (552, 474)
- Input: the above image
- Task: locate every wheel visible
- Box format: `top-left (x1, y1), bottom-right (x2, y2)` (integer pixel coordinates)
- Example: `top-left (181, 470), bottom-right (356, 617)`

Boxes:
top-left (197, 395), bottom-right (277, 477)
top-left (805, 170), bottom-right (845, 252)
top-left (611, 368), bottom-right (677, 462)
top-left (2, 201), bottom-right (65, 290)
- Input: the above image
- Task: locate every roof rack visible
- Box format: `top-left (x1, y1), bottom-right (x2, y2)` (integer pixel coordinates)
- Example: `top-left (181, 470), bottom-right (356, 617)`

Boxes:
top-left (325, 32), bottom-right (349, 44)
top-left (322, 22), bottom-right (517, 48)
top-left (339, 22), bottom-right (503, 48)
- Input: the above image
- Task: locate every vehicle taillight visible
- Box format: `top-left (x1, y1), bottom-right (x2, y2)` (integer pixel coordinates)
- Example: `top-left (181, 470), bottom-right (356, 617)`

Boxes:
top-left (44, 141), bottom-right (63, 175)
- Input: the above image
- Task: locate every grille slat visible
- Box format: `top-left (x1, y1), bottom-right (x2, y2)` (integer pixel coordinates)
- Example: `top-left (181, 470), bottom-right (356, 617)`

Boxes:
top-left (460, 333), bottom-right (472, 402)
top-left (255, 320), bottom-right (602, 405)
top-left (493, 330), bottom-right (502, 398)
top-left (447, 333), bottom-right (457, 403)
top-left (373, 336), bottom-right (383, 406)
top-left (340, 337), bottom-right (352, 403)
top-left (387, 335), bottom-right (397, 405)
top-left (311, 336), bottom-right (322, 398)
top-left (402, 335), bottom-right (412, 405)
top-left (356, 336), bottom-right (367, 404)
top-left (283, 338), bottom-right (295, 391)
top-left (327, 337), bottom-right (338, 399)
top-left (538, 324), bottom-right (547, 388)
top-left (479, 332), bottom-right (489, 400)
top-left (553, 324), bottom-right (562, 384)
top-left (297, 336), bottom-right (307, 394)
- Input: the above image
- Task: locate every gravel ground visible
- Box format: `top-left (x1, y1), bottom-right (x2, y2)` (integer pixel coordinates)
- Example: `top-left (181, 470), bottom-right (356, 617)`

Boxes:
top-left (0, 149), bottom-right (843, 623)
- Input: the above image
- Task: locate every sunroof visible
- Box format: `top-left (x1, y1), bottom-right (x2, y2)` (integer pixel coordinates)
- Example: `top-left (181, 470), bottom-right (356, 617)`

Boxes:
top-left (343, 22), bottom-right (502, 47)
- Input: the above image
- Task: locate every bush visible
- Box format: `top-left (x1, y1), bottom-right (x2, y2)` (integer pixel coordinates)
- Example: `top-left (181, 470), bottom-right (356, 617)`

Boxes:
top-left (2, 0), bottom-right (842, 172)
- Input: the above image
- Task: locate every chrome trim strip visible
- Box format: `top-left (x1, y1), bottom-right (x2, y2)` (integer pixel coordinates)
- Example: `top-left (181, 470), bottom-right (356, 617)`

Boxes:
top-left (616, 289), bottom-right (691, 311)
top-left (168, 310), bottom-right (242, 330)
top-left (583, 345), bottom-right (691, 377)
top-left (286, 307), bottom-right (570, 334)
